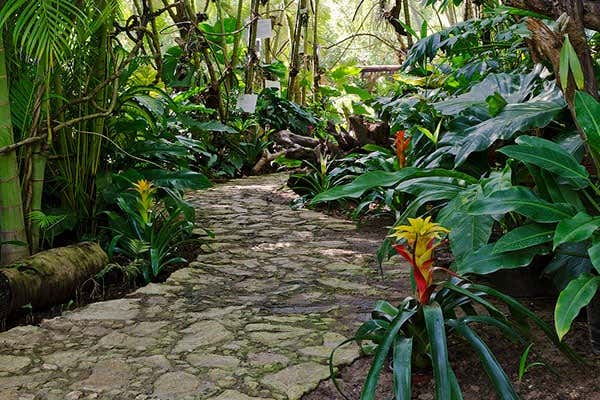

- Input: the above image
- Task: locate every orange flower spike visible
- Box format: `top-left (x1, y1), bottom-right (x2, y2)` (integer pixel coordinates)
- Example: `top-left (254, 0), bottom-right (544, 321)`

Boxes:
top-left (394, 131), bottom-right (411, 167)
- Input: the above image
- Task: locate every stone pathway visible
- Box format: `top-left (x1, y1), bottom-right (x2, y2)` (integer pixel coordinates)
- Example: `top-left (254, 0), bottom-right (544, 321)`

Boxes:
top-left (0, 174), bottom-right (407, 400)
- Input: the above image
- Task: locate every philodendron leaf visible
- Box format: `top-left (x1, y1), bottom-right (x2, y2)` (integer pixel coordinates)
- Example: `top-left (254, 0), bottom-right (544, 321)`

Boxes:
top-left (574, 91), bottom-right (600, 156)
top-left (553, 212), bottom-right (600, 249)
top-left (492, 223), bottom-right (555, 254)
top-left (499, 136), bottom-right (590, 189)
top-left (468, 186), bottom-right (575, 223)
top-left (453, 90), bottom-right (565, 166)
top-left (555, 273), bottom-right (600, 340)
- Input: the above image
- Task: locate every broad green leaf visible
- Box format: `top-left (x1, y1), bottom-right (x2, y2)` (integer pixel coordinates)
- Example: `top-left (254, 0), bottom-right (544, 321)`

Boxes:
top-left (392, 336), bottom-right (413, 400)
top-left (144, 169), bottom-right (212, 191)
top-left (553, 212), bottom-right (600, 249)
top-left (499, 136), bottom-right (589, 189)
top-left (311, 168), bottom-right (476, 204)
top-left (424, 302), bottom-right (451, 400)
top-left (454, 243), bottom-right (539, 275)
top-left (493, 223), bottom-right (554, 254)
top-left (361, 309), bottom-right (417, 400)
top-left (555, 273), bottom-right (600, 340)
top-left (588, 242), bottom-right (600, 274)
top-left (312, 169), bottom-right (418, 203)
top-left (454, 91), bottom-right (565, 166)
top-left (545, 242), bottom-right (594, 290)
top-left (468, 186), bottom-right (575, 223)
top-left (187, 120), bottom-right (237, 133)
top-left (574, 91), bottom-right (600, 155)
top-left (434, 71), bottom-right (540, 115)
top-left (449, 321), bottom-right (519, 399)
top-left (439, 189), bottom-right (494, 262)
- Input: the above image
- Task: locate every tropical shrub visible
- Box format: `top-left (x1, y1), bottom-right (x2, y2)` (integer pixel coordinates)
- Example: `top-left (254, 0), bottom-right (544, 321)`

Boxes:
top-left (104, 180), bottom-right (193, 283)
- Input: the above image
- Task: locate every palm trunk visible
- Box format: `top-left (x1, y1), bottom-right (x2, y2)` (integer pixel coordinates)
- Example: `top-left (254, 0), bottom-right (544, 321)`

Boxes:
top-left (0, 33), bottom-right (29, 264)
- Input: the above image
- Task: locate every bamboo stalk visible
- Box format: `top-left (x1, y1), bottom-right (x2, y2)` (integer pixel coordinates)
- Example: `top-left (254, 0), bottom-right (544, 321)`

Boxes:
top-left (0, 34), bottom-right (29, 264)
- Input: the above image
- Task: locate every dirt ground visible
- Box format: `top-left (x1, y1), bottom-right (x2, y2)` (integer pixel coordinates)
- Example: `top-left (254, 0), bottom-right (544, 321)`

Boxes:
top-left (303, 283), bottom-right (600, 400)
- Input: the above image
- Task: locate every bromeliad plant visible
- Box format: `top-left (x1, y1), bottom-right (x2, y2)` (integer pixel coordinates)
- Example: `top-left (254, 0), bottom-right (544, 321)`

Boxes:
top-left (331, 217), bottom-right (577, 400)
top-left (105, 179), bottom-right (192, 283)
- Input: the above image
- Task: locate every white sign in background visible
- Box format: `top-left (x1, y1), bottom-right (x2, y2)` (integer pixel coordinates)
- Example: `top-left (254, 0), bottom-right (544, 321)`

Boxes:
top-left (237, 94), bottom-right (258, 113)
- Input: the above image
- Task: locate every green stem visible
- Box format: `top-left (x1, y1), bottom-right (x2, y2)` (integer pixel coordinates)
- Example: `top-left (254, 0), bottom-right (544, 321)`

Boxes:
top-left (0, 33), bottom-right (29, 264)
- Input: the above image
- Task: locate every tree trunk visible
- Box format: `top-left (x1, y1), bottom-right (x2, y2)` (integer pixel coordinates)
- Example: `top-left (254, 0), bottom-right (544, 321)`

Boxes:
top-left (312, 0), bottom-right (320, 102)
top-left (287, 0), bottom-right (308, 101)
top-left (245, 0), bottom-right (260, 94)
top-left (403, 0), bottom-right (413, 48)
top-left (504, 0), bottom-right (600, 32)
top-left (0, 242), bottom-right (108, 318)
top-left (0, 33), bottom-right (29, 265)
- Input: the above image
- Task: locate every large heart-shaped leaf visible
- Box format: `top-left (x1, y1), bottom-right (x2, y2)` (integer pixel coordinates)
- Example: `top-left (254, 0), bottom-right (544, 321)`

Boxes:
top-left (434, 71), bottom-right (541, 115)
top-left (468, 186), bottom-right (575, 223)
top-left (454, 91), bottom-right (565, 166)
top-left (555, 273), bottom-right (600, 340)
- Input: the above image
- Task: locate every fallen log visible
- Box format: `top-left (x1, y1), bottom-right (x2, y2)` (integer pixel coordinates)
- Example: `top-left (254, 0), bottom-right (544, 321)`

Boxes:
top-left (348, 115), bottom-right (391, 147)
top-left (0, 242), bottom-right (108, 318)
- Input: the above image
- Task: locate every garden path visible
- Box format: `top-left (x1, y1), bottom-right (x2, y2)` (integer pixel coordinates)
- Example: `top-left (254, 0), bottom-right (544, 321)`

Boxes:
top-left (0, 173), bottom-right (407, 400)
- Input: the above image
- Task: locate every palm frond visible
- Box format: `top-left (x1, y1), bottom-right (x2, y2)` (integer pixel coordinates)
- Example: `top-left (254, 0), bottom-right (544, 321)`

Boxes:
top-left (0, 0), bottom-right (90, 69)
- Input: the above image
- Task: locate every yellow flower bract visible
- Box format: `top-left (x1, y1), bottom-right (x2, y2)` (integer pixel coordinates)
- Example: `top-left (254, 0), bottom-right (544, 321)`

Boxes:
top-left (389, 216), bottom-right (449, 245)
top-left (133, 179), bottom-right (155, 195)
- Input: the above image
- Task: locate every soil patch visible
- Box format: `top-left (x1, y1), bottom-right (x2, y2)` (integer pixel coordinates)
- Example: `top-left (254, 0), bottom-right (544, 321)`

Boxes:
top-left (304, 298), bottom-right (600, 400)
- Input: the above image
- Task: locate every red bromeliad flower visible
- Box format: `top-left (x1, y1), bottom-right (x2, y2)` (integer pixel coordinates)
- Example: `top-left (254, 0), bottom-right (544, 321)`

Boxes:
top-left (389, 217), bottom-right (449, 304)
top-left (394, 130), bottom-right (411, 167)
